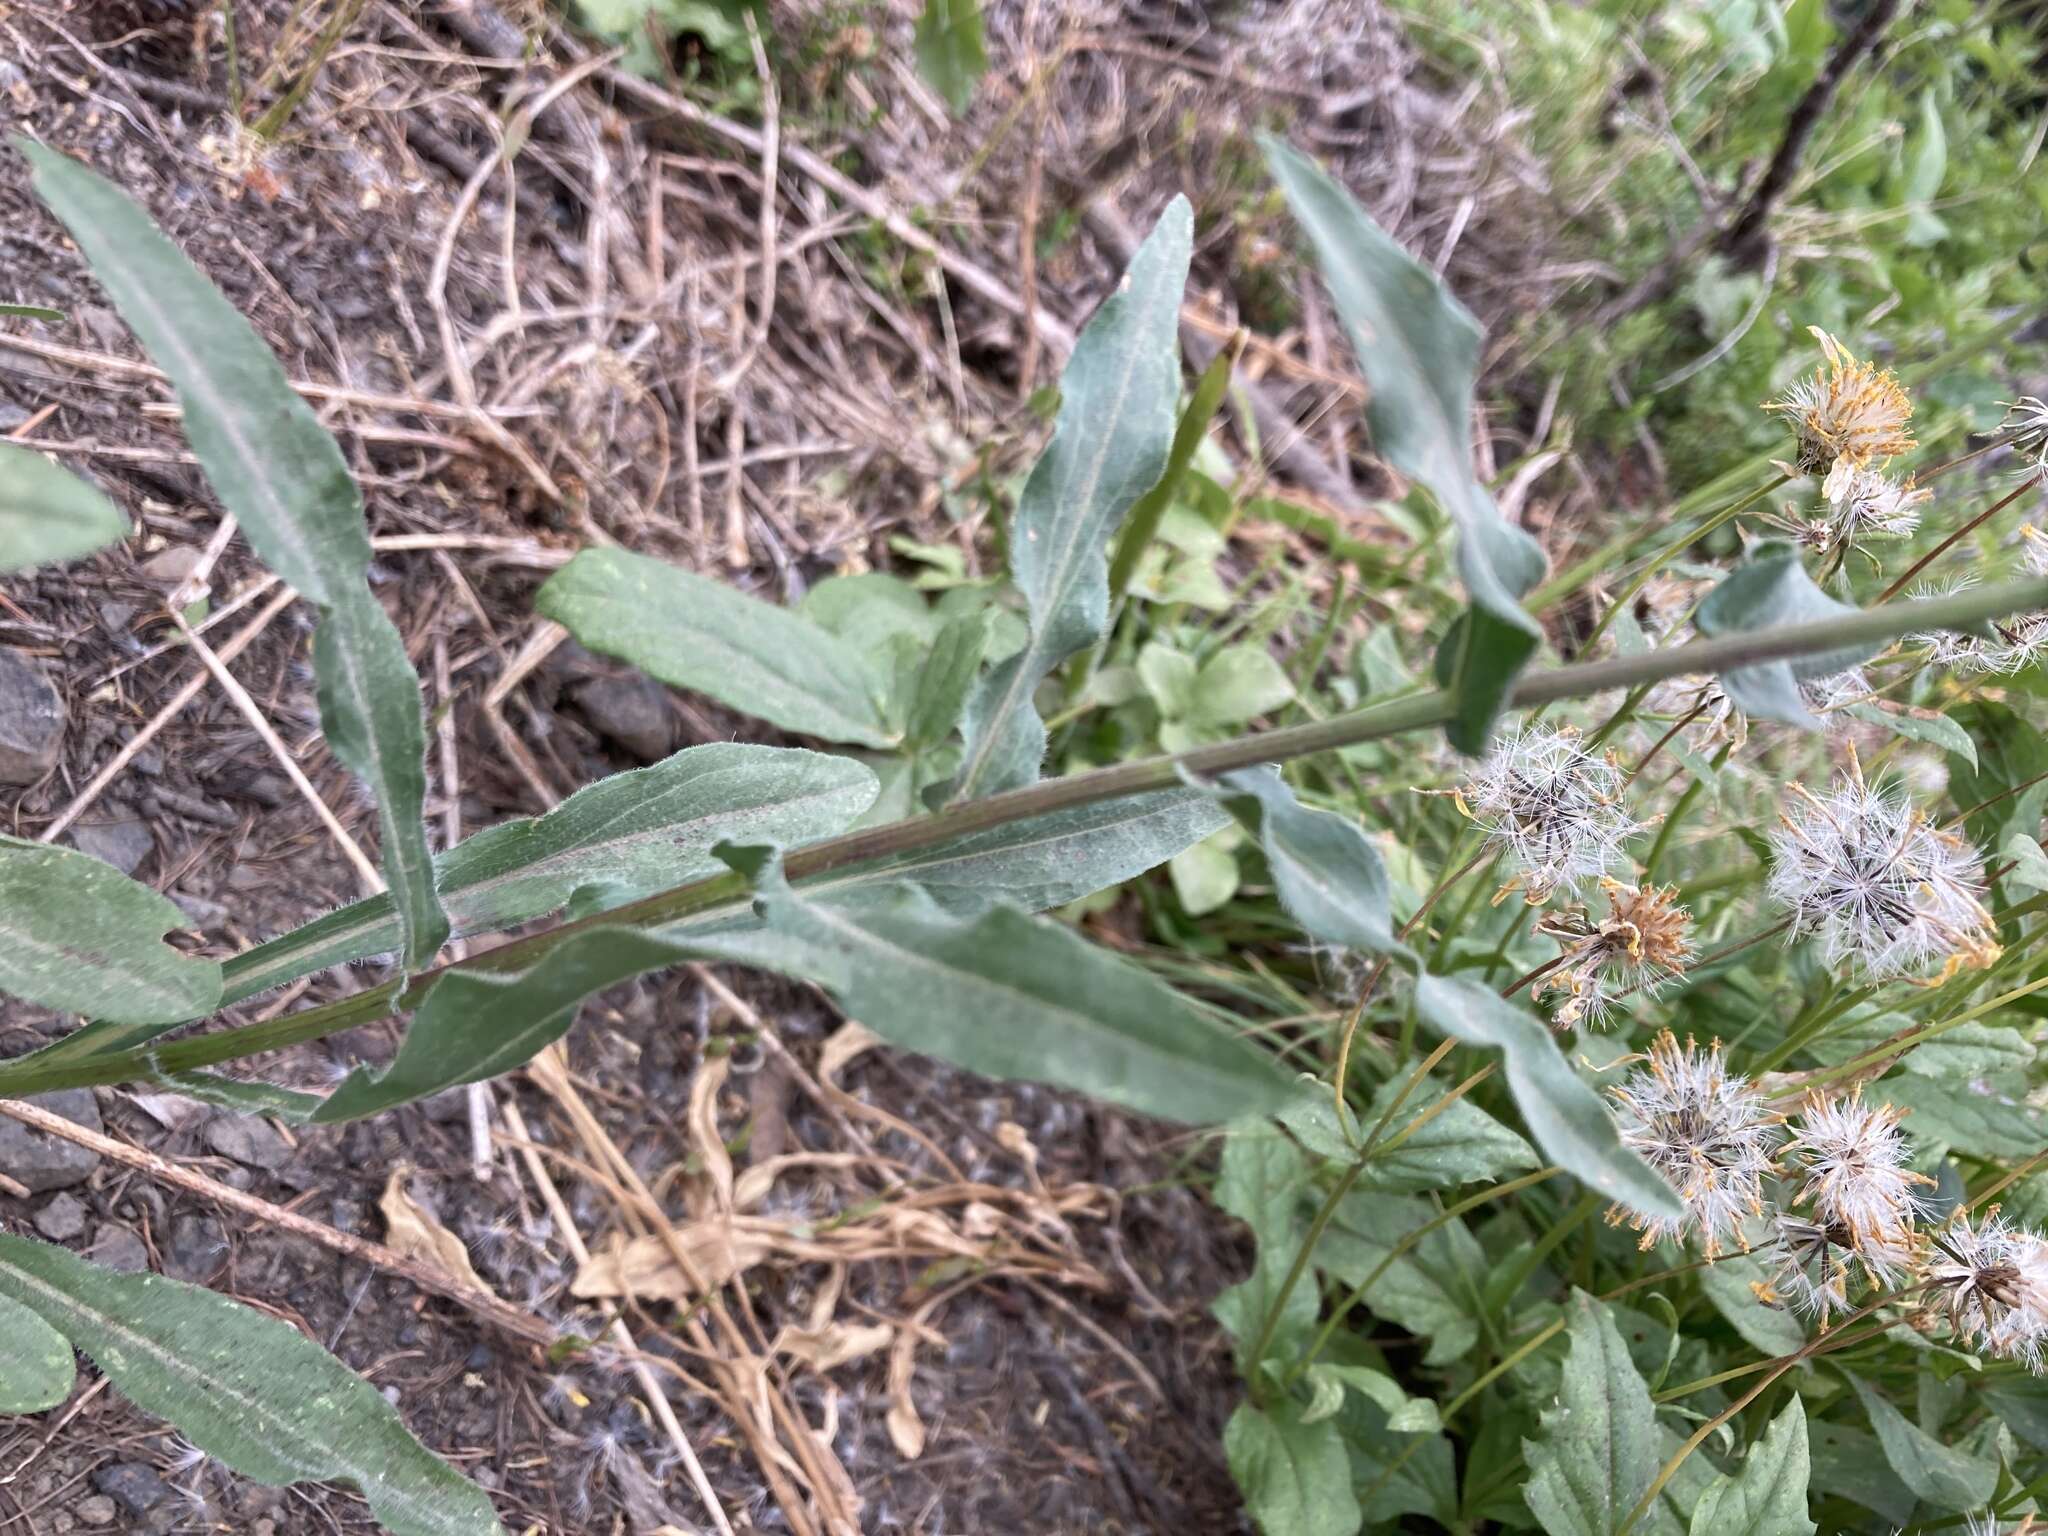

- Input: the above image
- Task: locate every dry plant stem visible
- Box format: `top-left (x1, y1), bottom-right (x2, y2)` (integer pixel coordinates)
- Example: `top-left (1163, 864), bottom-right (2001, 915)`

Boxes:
top-left (7, 575), bottom-right (2048, 1101)
top-left (0, 1097), bottom-right (557, 1349)
top-left (1877, 477), bottom-right (2035, 601)
top-left (497, 1095), bottom-right (738, 1536)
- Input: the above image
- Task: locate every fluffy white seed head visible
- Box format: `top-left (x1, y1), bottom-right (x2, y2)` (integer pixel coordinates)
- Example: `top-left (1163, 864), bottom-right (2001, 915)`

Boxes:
top-left (1781, 1091), bottom-right (1931, 1275)
top-left (1758, 1214), bottom-right (1857, 1324)
top-left (1607, 1032), bottom-right (1778, 1257)
top-left (1811, 462), bottom-right (1929, 550)
top-left (1458, 725), bottom-right (1641, 903)
top-left (1926, 1212), bottom-right (2048, 1373)
top-left (1767, 758), bottom-right (1996, 981)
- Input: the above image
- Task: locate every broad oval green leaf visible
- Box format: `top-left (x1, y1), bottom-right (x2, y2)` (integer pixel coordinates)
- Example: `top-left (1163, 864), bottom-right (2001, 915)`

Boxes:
top-left (1696, 542), bottom-right (1873, 728)
top-left (952, 198), bottom-right (1192, 798)
top-left (1225, 1398), bottom-right (1362, 1536)
top-left (0, 835), bottom-right (221, 1025)
top-left (1688, 1398), bottom-right (1813, 1536)
top-left (0, 1234), bottom-right (502, 1535)
top-left (1263, 135), bottom-right (1543, 753)
top-left (1848, 1374), bottom-right (1995, 1513)
top-left (0, 1290), bottom-right (75, 1413)
top-left (537, 548), bottom-right (899, 748)
top-left (0, 443), bottom-right (128, 573)
top-left (1522, 1291), bottom-right (1675, 1536)
top-left (1696, 1255), bottom-right (1805, 1356)
top-left (17, 138), bottom-right (448, 969)
top-left (1352, 1074), bottom-right (1538, 1193)
top-left (1316, 1191), bottom-right (1486, 1366)
top-left (221, 744), bottom-right (879, 1004)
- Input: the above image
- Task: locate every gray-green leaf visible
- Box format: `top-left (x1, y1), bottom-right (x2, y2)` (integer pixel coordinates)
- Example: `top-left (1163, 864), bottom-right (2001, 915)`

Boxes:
top-left (0, 1291), bottom-right (75, 1413)
top-left (1355, 1074), bottom-right (1538, 1193)
top-left (1225, 1399), bottom-right (1362, 1536)
top-left (1849, 1373), bottom-right (1995, 1513)
top-left (537, 548), bottom-right (898, 748)
top-left (1316, 1192), bottom-right (1486, 1366)
top-left (17, 138), bottom-right (449, 968)
top-left (913, 0), bottom-right (987, 114)
top-left (0, 835), bottom-right (222, 1025)
top-left (0, 443), bottom-right (128, 573)
top-left (1688, 1398), bottom-right (1812, 1536)
top-left (1696, 542), bottom-right (1873, 729)
top-left (0, 1235), bottom-right (501, 1534)
top-left (1262, 135), bottom-right (1543, 753)
top-left (1696, 1255), bottom-right (1806, 1356)
top-left (1523, 1291), bottom-right (1675, 1536)
top-left (952, 199), bottom-right (1191, 798)
top-left (221, 744), bottom-right (878, 1004)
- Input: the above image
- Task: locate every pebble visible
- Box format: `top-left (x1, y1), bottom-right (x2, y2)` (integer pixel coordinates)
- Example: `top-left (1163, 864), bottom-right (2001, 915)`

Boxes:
top-left (164, 1211), bottom-right (228, 1282)
top-left (204, 1116), bottom-right (293, 1171)
top-left (69, 802), bottom-right (154, 876)
top-left (0, 648), bottom-right (64, 785)
top-left (33, 1192), bottom-right (88, 1242)
top-left (137, 546), bottom-right (202, 586)
top-left (75, 1496), bottom-right (116, 1527)
top-left (0, 1090), bottom-right (103, 1192)
top-left (91, 1462), bottom-right (170, 1517)
top-left (87, 1227), bottom-right (148, 1273)
top-left (571, 673), bottom-right (676, 762)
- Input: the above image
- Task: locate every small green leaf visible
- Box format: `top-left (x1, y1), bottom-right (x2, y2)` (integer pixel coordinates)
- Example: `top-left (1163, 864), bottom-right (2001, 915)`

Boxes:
top-left (1355, 1074), bottom-right (1538, 1193)
top-left (913, 0), bottom-right (987, 115)
top-left (1687, 1398), bottom-right (1812, 1536)
top-left (0, 1291), bottom-right (74, 1412)
top-left (1948, 701), bottom-right (2048, 853)
top-left (1696, 542), bottom-right (1874, 728)
top-left (1844, 701), bottom-right (1975, 770)
top-left (1225, 1398), bottom-right (1362, 1536)
top-left (0, 443), bottom-right (128, 572)
top-left (538, 548), bottom-right (899, 748)
top-left (1301, 1363), bottom-right (1441, 1433)
top-left (0, 1235), bottom-right (502, 1534)
top-left (1210, 1125), bottom-right (1316, 1367)
top-left (904, 607), bottom-right (991, 751)
top-left (1137, 642), bottom-right (1200, 718)
top-left (2003, 832), bottom-right (2048, 894)
top-left (1186, 645), bottom-right (1295, 729)
top-left (1523, 1292), bottom-right (1675, 1536)
top-left (1169, 834), bottom-right (1240, 916)
top-left (1262, 135), bottom-right (1543, 753)
top-left (1316, 1192), bottom-right (1486, 1365)
top-left (0, 835), bottom-right (222, 1025)
top-left (953, 199), bottom-right (1191, 797)
top-left (0, 302), bottom-right (64, 321)
top-left (1849, 1373), bottom-right (1995, 1513)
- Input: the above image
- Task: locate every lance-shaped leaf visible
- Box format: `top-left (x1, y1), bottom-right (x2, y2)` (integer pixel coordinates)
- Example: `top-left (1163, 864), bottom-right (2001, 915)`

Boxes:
top-left (0, 836), bottom-right (221, 1025)
top-left (1695, 542), bottom-right (1876, 729)
top-left (0, 302), bottom-right (64, 320)
top-left (952, 198), bottom-right (1191, 798)
top-left (1523, 1291), bottom-right (1677, 1536)
top-left (1848, 1374), bottom-right (1996, 1513)
top-left (0, 443), bottom-right (128, 572)
top-left (537, 548), bottom-right (899, 748)
top-left (0, 1291), bottom-right (75, 1413)
top-left (1263, 135), bottom-right (1543, 754)
top-left (220, 745), bottom-right (879, 1004)
top-left (1688, 1398), bottom-right (1813, 1536)
top-left (1211, 767), bottom-right (1680, 1222)
top-left (0, 1235), bottom-right (502, 1535)
top-left (704, 853), bottom-right (1297, 1124)
top-left (17, 138), bottom-right (448, 968)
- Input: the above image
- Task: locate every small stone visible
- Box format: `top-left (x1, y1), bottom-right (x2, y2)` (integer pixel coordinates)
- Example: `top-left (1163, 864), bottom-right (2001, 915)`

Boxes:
top-left (171, 890), bottom-right (229, 929)
top-left (165, 1212), bottom-right (227, 1282)
top-left (68, 804), bottom-right (154, 877)
top-left (33, 1192), bottom-right (88, 1241)
top-left (75, 1496), bottom-right (116, 1527)
top-left (137, 546), bottom-right (202, 586)
top-left (204, 1116), bottom-right (291, 1171)
top-left (92, 1462), bottom-right (170, 1517)
top-left (571, 674), bottom-right (676, 763)
top-left (87, 1227), bottom-right (148, 1273)
top-left (0, 1090), bottom-right (103, 1192)
top-left (0, 649), bottom-right (63, 785)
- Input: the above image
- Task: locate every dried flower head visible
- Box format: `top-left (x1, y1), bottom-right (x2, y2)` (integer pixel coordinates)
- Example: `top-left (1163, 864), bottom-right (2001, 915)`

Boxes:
top-left (1456, 725), bottom-right (1642, 903)
top-left (1767, 752), bottom-right (1997, 981)
top-left (1765, 328), bottom-right (1915, 474)
top-left (1534, 879), bottom-right (1695, 1027)
top-left (1811, 462), bottom-right (1929, 549)
top-left (2003, 395), bottom-right (2048, 488)
top-left (1781, 1090), bottom-right (1931, 1278)
top-left (1925, 1211), bottom-right (2048, 1372)
top-left (1757, 1212), bottom-right (1879, 1325)
top-left (1607, 1032), bottom-right (1778, 1256)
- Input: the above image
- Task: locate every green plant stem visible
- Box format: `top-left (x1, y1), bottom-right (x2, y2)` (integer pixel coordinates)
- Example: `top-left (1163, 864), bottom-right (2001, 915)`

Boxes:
top-left (1640, 742), bottom-right (1730, 881)
top-left (7, 574), bottom-right (2047, 1099)
top-left (1245, 1159), bottom-right (1366, 1392)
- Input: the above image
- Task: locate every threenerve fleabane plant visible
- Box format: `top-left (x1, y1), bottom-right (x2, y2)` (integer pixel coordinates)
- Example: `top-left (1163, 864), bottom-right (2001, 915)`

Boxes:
top-left (6, 116), bottom-right (2048, 1536)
